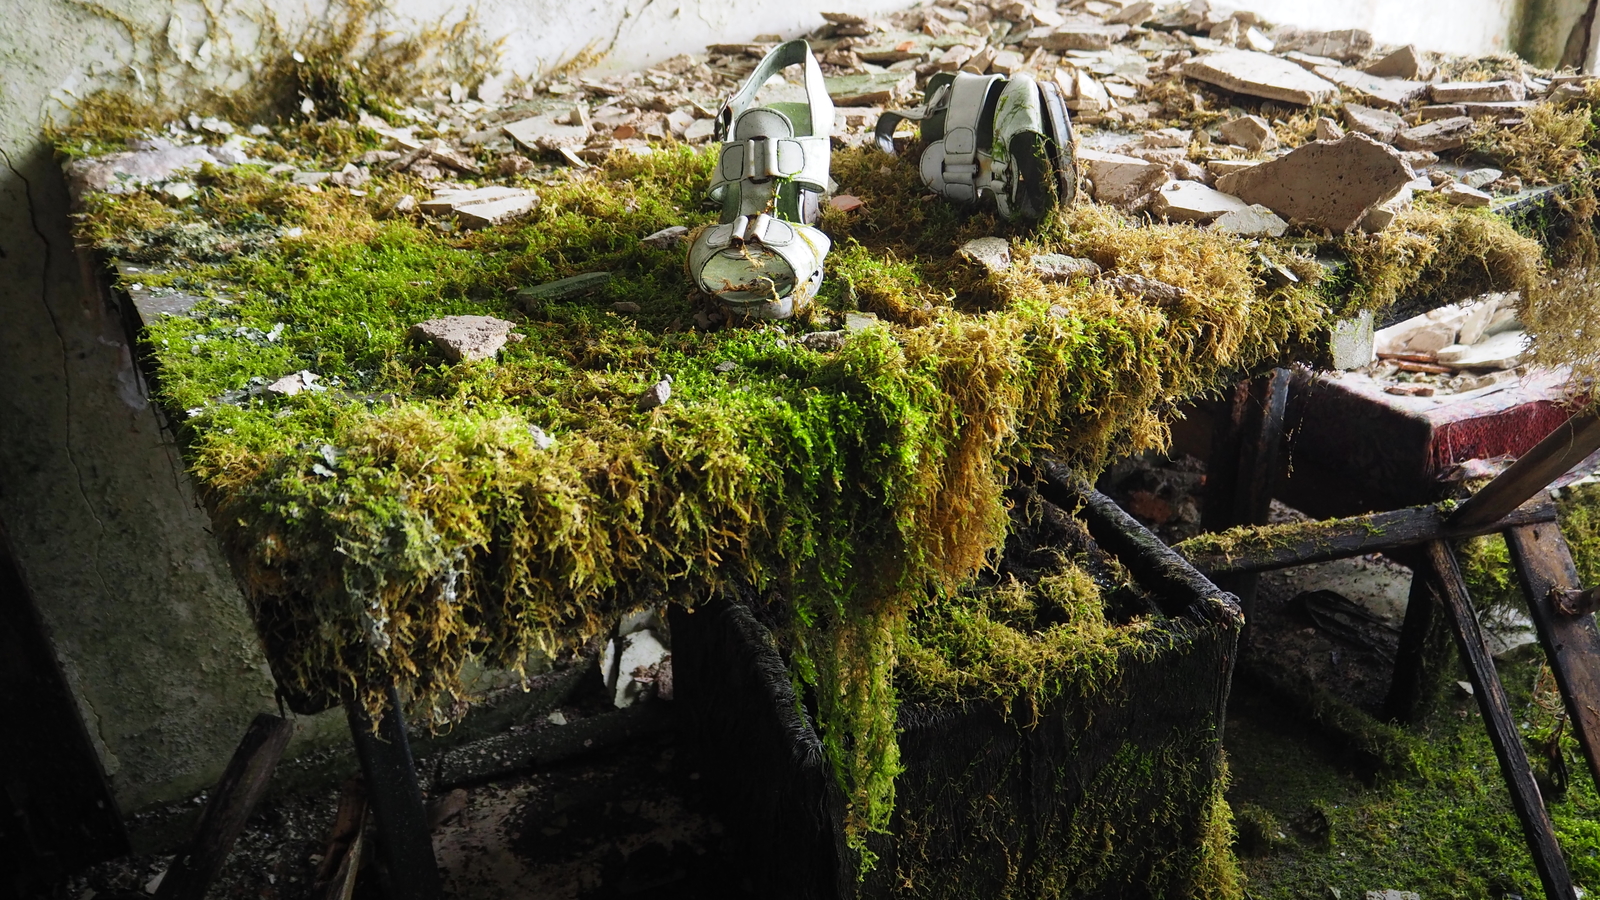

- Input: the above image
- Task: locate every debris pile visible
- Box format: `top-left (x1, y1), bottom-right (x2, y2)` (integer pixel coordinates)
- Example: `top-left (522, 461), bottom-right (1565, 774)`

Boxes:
top-left (1371, 292), bottom-right (1528, 395)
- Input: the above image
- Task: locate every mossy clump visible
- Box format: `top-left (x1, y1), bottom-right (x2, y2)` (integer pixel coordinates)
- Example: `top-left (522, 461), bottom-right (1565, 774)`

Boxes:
top-left (1338, 202), bottom-right (1545, 315)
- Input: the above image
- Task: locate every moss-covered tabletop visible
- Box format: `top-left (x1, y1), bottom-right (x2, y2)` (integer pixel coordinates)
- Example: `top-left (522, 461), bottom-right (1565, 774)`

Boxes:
top-left (55, 6), bottom-right (1600, 878)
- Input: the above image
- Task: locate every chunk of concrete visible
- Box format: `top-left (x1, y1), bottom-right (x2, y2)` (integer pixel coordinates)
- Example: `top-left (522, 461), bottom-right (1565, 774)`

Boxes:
top-left (959, 236), bottom-right (1012, 273)
top-left (504, 111), bottom-right (590, 151)
top-left (1429, 80), bottom-right (1526, 103)
top-left (1105, 273), bottom-right (1189, 304)
top-left (1210, 203), bottom-right (1288, 236)
top-left (1275, 27), bottom-right (1373, 62)
top-left (1314, 116), bottom-right (1344, 140)
top-left (1079, 149), bottom-right (1168, 205)
top-left (637, 377), bottom-right (673, 411)
top-left (1219, 114), bottom-right (1276, 151)
top-left (1030, 254), bottom-right (1101, 281)
top-left (421, 186), bottom-right (541, 229)
top-left (1363, 44), bottom-right (1425, 79)
top-left (1034, 23), bottom-right (1131, 51)
top-left (1393, 116), bottom-right (1474, 152)
top-left (1214, 132), bottom-right (1414, 234)
top-left (1183, 50), bottom-right (1339, 105)
top-left (1439, 183), bottom-right (1492, 208)
top-left (1151, 180), bottom-right (1252, 223)
top-left (410, 315), bottom-right (518, 362)
top-left (825, 71), bottom-right (915, 106)
top-left (1312, 65), bottom-right (1429, 109)
top-left (1329, 310), bottom-right (1375, 370)
top-left (1435, 329), bottom-right (1527, 369)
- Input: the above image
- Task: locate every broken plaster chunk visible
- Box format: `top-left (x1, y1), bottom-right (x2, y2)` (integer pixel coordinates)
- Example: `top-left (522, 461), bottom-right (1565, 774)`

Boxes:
top-left (1150, 180), bottom-right (1252, 224)
top-left (1360, 186), bottom-right (1412, 232)
top-left (1455, 294), bottom-right (1505, 346)
top-left (799, 330), bottom-right (847, 351)
top-left (959, 236), bottom-right (1012, 274)
top-left (1363, 44), bottom-right (1425, 80)
top-left (1105, 273), bottom-right (1189, 304)
top-left (1275, 27), bottom-right (1374, 62)
top-left (825, 71), bottom-right (916, 106)
top-left (684, 118), bottom-right (717, 144)
top-left (1314, 116), bottom-right (1344, 141)
top-left (640, 225), bottom-right (689, 249)
top-left (1214, 132), bottom-right (1413, 234)
top-left (1030, 253), bottom-right (1101, 282)
top-left (1461, 167), bottom-right (1504, 190)
top-left (1329, 310), bottom-right (1375, 370)
top-left (1341, 103), bottom-right (1405, 143)
top-left (64, 145), bottom-right (223, 199)
top-left (1430, 80), bottom-right (1526, 104)
top-left (410, 315), bottom-right (518, 363)
top-left (1393, 116), bottom-right (1475, 153)
top-left (1182, 50), bottom-right (1339, 106)
top-left (1312, 65), bottom-right (1429, 110)
top-left (329, 163), bottom-right (370, 188)
top-left (1440, 183), bottom-right (1492, 208)
top-left (1219, 114), bottom-right (1276, 151)
top-left (1375, 306), bottom-right (1472, 357)
top-left (1412, 104), bottom-right (1466, 122)
top-left (1210, 203), bottom-right (1288, 237)
top-left (1435, 329), bottom-right (1527, 368)
top-left (266, 370), bottom-right (321, 396)
top-left (503, 110), bottom-right (590, 151)
top-left (1035, 23), bottom-right (1132, 52)
top-left (637, 376), bottom-right (673, 411)
top-left (527, 424), bottom-right (557, 450)
top-left (1142, 128), bottom-right (1193, 149)
top-left (602, 627), bottom-right (670, 708)
top-left (421, 186), bottom-right (540, 229)
top-left (1079, 148), bottom-right (1167, 206)
top-left (1206, 159), bottom-right (1259, 178)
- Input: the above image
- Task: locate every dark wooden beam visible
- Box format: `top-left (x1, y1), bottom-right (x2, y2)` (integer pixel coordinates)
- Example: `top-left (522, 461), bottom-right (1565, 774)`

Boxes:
top-left (1422, 540), bottom-right (1577, 900)
top-left (1505, 522), bottom-right (1600, 791)
top-left (153, 714), bottom-right (294, 900)
top-left (1180, 499), bottom-right (1557, 576)
top-left (309, 779), bottom-right (367, 900)
top-left (1448, 409), bottom-right (1600, 530)
top-left (345, 686), bottom-right (442, 900)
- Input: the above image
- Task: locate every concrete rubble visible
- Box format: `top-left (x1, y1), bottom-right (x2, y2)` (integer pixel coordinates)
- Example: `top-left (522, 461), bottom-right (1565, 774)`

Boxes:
top-left (410, 315), bottom-right (521, 362)
top-left (1182, 50), bottom-right (1339, 105)
top-left (1150, 179), bottom-right (1252, 223)
top-left (420, 186), bottom-right (541, 229)
top-left (959, 236), bottom-right (1013, 273)
top-left (1214, 133), bottom-right (1414, 233)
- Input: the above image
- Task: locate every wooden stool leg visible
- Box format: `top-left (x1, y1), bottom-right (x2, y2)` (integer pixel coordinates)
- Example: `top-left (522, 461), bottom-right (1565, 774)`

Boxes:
top-left (1203, 368), bottom-right (1291, 625)
top-left (346, 686), bottom-right (442, 900)
top-left (1383, 549), bottom-right (1453, 725)
top-left (1505, 521), bottom-right (1600, 788)
top-left (1422, 540), bottom-right (1577, 900)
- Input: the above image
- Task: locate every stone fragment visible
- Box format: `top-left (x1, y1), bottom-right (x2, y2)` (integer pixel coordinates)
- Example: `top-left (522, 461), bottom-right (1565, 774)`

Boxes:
top-left (1440, 183), bottom-right (1492, 208)
top-left (1109, 0), bottom-right (1155, 25)
top-left (1151, 180), bottom-right (1252, 223)
top-left (1455, 295), bottom-right (1504, 346)
top-left (1105, 274), bottom-right (1189, 304)
top-left (329, 163), bottom-right (369, 188)
top-left (1312, 65), bottom-right (1429, 109)
top-left (65, 145), bottom-right (222, 198)
top-left (1183, 50), bottom-right (1338, 106)
top-left (826, 71), bottom-right (916, 106)
top-left (517, 272), bottom-right (613, 305)
top-left (1360, 186), bottom-right (1411, 232)
top-left (1030, 254), bottom-right (1101, 281)
top-left (527, 425), bottom-right (556, 450)
top-left (1060, 68), bottom-right (1112, 111)
top-left (390, 139), bottom-right (482, 176)
top-left (853, 32), bottom-right (932, 63)
top-left (1314, 117), bottom-right (1344, 141)
top-left (684, 118), bottom-right (717, 144)
top-left (1206, 159), bottom-right (1259, 177)
top-left (1337, 101), bottom-right (1401, 141)
top-left (1363, 44), bottom-right (1424, 79)
top-left (265, 370), bottom-right (320, 396)
top-left (1283, 50), bottom-right (1343, 71)
top-left (421, 186), bottom-right (541, 229)
top-left (1276, 28), bottom-right (1373, 62)
top-left (1243, 26), bottom-right (1275, 53)
top-left (1034, 23), bottom-right (1131, 51)
top-left (829, 194), bottom-right (864, 212)
top-left (1436, 330), bottom-right (1526, 368)
top-left (611, 301), bottom-right (641, 314)
top-left (1329, 310), bottom-right (1375, 370)
top-left (641, 225), bottom-right (689, 248)
top-left (637, 376), bottom-right (673, 411)
top-left (713, 360), bottom-right (739, 374)
top-left (1430, 80), bottom-right (1526, 103)
top-left (1412, 104), bottom-right (1465, 122)
top-left (959, 236), bottom-right (1012, 273)
top-left (1210, 203), bottom-right (1288, 237)
top-left (503, 110), bottom-right (590, 151)
top-left (1375, 306), bottom-right (1472, 357)
top-left (292, 171), bottom-right (331, 186)
top-left (1126, 147), bottom-right (1186, 166)
top-left (1460, 100), bottom-right (1536, 118)
top-left (1214, 133), bottom-right (1413, 234)
top-left (963, 46), bottom-right (997, 74)
top-left (1461, 167), bottom-right (1503, 190)
top-left (1142, 128), bottom-right (1193, 149)
top-left (799, 330), bottom-right (847, 351)
top-left (1393, 116), bottom-right (1474, 152)
top-left (1078, 149), bottom-right (1168, 205)
top-left (410, 315), bottom-right (518, 363)
top-left (1219, 114), bottom-right (1276, 151)
top-left (991, 49), bottom-right (1026, 75)
top-left (937, 44), bottom-right (975, 72)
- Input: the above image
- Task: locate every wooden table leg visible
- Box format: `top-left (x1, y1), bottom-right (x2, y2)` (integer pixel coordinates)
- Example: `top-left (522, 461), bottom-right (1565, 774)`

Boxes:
top-left (1505, 521), bottom-right (1600, 789)
top-left (1203, 368), bottom-right (1291, 626)
top-left (1383, 549), bottom-right (1453, 725)
top-left (1422, 539), bottom-right (1577, 900)
top-left (346, 686), bottom-right (442, 900)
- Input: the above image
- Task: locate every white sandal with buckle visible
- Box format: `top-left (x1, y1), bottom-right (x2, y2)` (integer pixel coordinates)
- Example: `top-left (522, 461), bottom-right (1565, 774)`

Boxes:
top-left (689, 40), bottom-right (833, 319)
top-left (874, 70), bottom-right (1076, 220)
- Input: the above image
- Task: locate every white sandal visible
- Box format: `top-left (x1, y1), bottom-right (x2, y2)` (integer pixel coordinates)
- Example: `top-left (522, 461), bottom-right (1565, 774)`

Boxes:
top-left (688, 40), bottom-right (833, 319)
top-left (874, 70), bottom-right (1077, 220)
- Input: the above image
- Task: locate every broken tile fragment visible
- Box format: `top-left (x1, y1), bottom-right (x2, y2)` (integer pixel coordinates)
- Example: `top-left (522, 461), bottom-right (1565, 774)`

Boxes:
top-left (1314, 117), bottom-right (1344, 140)
top-left (1210, 204), bottom-right (1288, 237)
top-left (421, 186), bottom-right (540, 229)
top-left (825, 71), bottom-right (915, 106)
top-left (1150, 180), bottom-right (1252, 224)
top-left (1429, 80), bottom-right (1526, 103)
top-left (1214, 133), bottom-right (1413, 234)
top-left (1341, 103), bottom-right (1405, 142)
top-left (1030, 254), bottom-right (1101, 281)
top-left (959, 236), bottom-right (1012, 273)
top-left (1312, 65), bottom-right (1429, 109)
top-left (1363, 44), bottom-right (1425, 79)
top-left (1393, 116), bottom-right (1474, 152)
top-left (410, 316), bottom-right (518, 363)
top-left (1219, 114), bottom-right (1276, 152)
top-left (1183, 50), bottom-right (1339, 105)
top-left (503, 110), bottom-right (590, 151)
top-left (1079, 149), bottom-right (1167, 206)
top-left (637, 376), bottom-right (673, 411)
top-left (1439, 183), bottom-right (1492, 208)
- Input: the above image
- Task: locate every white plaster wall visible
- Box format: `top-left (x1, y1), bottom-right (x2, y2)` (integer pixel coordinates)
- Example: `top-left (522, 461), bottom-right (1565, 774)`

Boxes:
top-left (0, 0), bottom-right (1532, 821)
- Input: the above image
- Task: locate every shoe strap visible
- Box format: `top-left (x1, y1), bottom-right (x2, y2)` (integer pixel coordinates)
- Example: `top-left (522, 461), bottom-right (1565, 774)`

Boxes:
top-left (922, 73), bottom-right (1005, 204)
top-left (707, 40), bottom-right (833, 220)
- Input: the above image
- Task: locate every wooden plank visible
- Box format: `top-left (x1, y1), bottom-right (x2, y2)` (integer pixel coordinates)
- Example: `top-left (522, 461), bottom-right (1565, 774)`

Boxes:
top-left (154, 714), bottom-right (294, 900)
top-left (1382, 548), bottom-right (1452, 724)
top-left (309, 778), bottom-right (367, 900)
top-left (1504, 522), bottom-right (1600, 790)
top-left (1206, 369), bottom-right (1291, 622)
top-left (1181, 498), bottom-right (1557, 575)
top-left (1422, 540), bottom-right (1577, 900)
top-left (1448, 408), bottom-right (1600, 529)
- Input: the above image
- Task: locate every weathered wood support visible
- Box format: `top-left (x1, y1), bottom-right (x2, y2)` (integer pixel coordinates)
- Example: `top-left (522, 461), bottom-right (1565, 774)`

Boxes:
top-left (345, 686), bottom-right (442, 900)
top-left (153, 714), bottom-right (294, 900)
top-left (1201, 369), bottom-right (1292, 623)
top-left (309, 778), bottom-right (368, 900)
top-left (1421, 540), bottom-right (1578, 900)
top-left (1448, 408), bottom-right (1600, 530)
